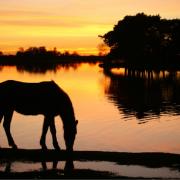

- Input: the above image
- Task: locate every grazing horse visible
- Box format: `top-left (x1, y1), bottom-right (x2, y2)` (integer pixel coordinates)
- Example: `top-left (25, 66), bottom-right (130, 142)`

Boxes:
top-left (0, 80), bottom-right (78, 151)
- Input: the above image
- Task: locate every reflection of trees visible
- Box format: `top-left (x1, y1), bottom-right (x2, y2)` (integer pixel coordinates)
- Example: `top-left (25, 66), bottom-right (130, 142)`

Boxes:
top-left (104, 68), bottom-right (180, 119)
top-left (16, 63), bottom-right (59, 74)
top-left (16, 63), bottom-right (82, 74)
top-left (16, 61), bottom-right (99, 74)
top-left (0, 66), bottom-right (4, 71)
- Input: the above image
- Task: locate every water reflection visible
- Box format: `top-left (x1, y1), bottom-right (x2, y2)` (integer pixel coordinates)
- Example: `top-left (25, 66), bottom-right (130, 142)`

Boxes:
top-left (16, 63), bottom-right (81, 74)
top-left (0, 63), bottom-right (180, 153)
top-left (1, 159), bottom-right (180, 178)
top-left (0, 158), bottom-right (74, 178)
top-left (15, 61), bottom-right (98, 74)
top-left (103, 67), bottom-right (180, 120)
top-left (0, 61), bottom-right (99, 74)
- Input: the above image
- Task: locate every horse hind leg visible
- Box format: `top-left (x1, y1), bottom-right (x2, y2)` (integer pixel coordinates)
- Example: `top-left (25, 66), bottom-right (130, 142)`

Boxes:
top-left (40, 116), bottom-right (50, 150)
top-left (3, 110), bottom-right (17, 149)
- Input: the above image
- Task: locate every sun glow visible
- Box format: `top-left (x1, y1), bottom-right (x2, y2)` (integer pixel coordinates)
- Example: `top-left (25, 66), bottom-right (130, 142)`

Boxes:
top-left (0, 0), bottom-right (180, 55)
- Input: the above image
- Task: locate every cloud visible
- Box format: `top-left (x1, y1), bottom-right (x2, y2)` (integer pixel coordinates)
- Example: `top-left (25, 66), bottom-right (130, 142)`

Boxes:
top-left (0, 19), bottom-right (83, 28)
top-left (0, 9), bottom-right (50, 16)
top-left (0, 13), bottom-right (113, 28)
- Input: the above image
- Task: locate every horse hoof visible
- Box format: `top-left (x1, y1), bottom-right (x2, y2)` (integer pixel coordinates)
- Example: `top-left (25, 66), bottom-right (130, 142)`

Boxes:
top-left (41, 145), bottom-right (48, 151)
top-left (12, 145), bottom-right (18, 150)
top-left (55, 146), bottom-right (61, 151)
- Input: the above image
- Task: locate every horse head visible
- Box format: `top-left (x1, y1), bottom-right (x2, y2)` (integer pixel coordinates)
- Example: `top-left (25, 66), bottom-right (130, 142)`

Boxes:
top-left (64, 119), bottom-right (78, 152)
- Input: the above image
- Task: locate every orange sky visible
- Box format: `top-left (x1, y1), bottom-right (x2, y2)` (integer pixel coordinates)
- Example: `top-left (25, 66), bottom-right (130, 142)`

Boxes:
top-left (0, 0), bottom-right (180, 55)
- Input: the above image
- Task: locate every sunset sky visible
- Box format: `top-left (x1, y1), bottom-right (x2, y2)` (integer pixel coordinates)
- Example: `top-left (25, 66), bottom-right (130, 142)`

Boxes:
top-left (0, 0), bottom-right (180, 55)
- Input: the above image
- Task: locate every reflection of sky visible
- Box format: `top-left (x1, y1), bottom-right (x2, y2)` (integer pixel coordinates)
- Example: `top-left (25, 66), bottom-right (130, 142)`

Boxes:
top-left (0, 63), bottom-right (180, 153)
top-left (76, 161), bottom-right (180, 178)
top-left (0, 0), bottom-right (180, 55)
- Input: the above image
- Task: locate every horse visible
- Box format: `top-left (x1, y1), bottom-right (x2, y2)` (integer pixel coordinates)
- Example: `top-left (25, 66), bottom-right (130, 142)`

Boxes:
top-left (0, 80), bottom-right (78, 152)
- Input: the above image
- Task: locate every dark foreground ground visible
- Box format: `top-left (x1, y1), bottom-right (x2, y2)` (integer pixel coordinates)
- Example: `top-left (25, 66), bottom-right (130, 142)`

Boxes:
top-left (0, 148), bottom-right (180, 179)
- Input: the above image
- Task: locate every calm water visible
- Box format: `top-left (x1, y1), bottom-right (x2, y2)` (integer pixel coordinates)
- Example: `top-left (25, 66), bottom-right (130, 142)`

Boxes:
top-left (1, 62), bottom-right (180, 178)
top-left (0, 62), bottom-right (180, 153)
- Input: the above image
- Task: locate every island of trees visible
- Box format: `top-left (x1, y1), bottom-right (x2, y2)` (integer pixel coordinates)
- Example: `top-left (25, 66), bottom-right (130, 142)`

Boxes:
top-left (100, 13), bottom-right (180, 69)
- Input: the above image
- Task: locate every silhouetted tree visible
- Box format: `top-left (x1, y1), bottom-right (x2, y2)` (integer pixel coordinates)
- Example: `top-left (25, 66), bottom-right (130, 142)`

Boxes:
top-left (51, 47), bottom-right (61, 56)
top-left (16, 46), bottom-right (81, 62)
top-left (100, 13), bottom-right (180, 66)
top-left (97, 43), bottom-right (110, 56)
top-left (63, 51), bottom-right (70, 56)
top-left (16, 46), bottom-right (61, 58)
top-left (71, 51), bottom-right (79, 57)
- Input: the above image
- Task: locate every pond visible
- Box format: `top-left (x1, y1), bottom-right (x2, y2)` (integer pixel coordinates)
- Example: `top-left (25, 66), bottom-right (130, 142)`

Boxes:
top-left (0, 62), bottom-right (180, 178)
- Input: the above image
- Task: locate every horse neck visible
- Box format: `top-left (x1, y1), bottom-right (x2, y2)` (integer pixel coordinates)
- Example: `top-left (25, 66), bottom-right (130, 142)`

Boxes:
top-left (60, 100), bottom-right (76, 127)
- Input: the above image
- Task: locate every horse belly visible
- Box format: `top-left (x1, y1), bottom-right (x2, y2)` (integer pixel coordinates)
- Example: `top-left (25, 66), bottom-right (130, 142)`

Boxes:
top-left (15, 103), bottom-right (44, 115)
top-left (14, 100), bottom-right (59, 116)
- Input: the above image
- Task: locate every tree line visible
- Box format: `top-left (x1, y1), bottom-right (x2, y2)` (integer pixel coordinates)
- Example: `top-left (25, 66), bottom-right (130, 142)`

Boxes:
top-left (100, 13), bottom-right (180, 67)
top-left (0, 47), bottom-right (80, 58)
top-left (16, 47), bottom-right (79, 58)
top-left (0, 46), bottom-right (104, 66)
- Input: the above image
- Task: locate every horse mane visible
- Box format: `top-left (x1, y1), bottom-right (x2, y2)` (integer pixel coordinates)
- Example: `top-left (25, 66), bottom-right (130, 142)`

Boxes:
top-left (50, 80), bottom-right (76, 126)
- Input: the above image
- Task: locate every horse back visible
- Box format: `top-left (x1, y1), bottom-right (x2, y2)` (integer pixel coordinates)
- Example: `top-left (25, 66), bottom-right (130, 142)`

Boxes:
top-left (0, 80), bottom-right (68, 115)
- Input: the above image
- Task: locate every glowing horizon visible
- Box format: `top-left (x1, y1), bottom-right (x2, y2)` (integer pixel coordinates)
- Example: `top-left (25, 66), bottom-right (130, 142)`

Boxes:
top-left (0, 0), bottom-right (180, 55)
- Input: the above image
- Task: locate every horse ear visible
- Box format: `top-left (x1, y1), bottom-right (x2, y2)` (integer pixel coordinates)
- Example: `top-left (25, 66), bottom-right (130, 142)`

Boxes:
top-left (75, 120), bottom-right (78, 125)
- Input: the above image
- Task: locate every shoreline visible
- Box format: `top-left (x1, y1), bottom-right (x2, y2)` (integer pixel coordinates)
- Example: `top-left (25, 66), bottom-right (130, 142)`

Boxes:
top-left (1, 148), bottom-right (180, 178)
top-left (0, 148), bottom-right (180, 166)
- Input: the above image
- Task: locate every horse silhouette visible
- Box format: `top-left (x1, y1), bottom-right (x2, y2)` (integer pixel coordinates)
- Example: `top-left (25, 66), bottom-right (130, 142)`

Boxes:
top-left (0, 80), bottom-right (78, 151)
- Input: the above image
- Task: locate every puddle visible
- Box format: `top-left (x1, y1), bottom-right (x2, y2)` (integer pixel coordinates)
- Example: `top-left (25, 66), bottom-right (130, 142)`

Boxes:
top-left (75, 161), bottom-right (180, 178)
top-left (0, 160), bottom-right (180, 178)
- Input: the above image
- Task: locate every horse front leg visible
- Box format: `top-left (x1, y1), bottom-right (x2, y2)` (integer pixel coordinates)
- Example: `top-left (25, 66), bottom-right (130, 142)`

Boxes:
top-left (40, 116), bottom-right (50, 150)
top-left (0, 111), bottom-right (3, 123)
top-left (49, 118), bottom-right (61, 151)
top-left (3, 110), bottom-right (17, 149)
